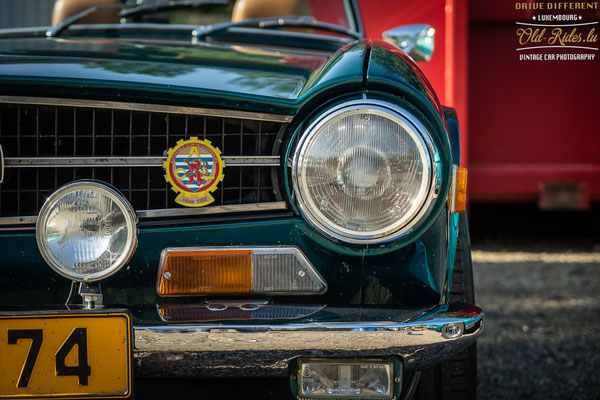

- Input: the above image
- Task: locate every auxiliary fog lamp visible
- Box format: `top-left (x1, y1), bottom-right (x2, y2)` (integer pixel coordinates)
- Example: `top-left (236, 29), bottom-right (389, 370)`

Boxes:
top-left (36, 181), bottom-right (138, 304)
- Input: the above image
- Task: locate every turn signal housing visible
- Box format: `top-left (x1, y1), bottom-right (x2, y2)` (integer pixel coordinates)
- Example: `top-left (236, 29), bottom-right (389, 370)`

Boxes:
top-left (157, 247), bottom-right (326, 296)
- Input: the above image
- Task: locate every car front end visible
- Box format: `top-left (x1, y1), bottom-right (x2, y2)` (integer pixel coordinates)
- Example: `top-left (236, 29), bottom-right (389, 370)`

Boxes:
top-left (0, 2), bottom-right (482, 399)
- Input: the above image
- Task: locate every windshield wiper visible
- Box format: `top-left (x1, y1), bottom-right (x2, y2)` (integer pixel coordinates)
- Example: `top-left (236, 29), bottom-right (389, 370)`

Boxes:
top-left (120, 0), bottom-right (228, 19)
top-left (46, 0), bottom-right (228, 38)
top-left (193, 15), bottom-right (361, 40)
top-left (46, 3), bottom-right (123, 37)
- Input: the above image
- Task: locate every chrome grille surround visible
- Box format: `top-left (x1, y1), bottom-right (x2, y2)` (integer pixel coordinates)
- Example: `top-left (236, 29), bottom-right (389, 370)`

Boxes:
top-left (0, 97), bottom-right (291, 227)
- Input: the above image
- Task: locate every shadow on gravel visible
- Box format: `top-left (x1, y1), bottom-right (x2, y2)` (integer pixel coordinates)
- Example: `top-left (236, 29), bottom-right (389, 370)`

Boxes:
top-left (135, 377), bottom-right (295, 400)
top-left (470, 203), bottom-right (600, 252)
top-left (470, 204), bottom-right (600, 400)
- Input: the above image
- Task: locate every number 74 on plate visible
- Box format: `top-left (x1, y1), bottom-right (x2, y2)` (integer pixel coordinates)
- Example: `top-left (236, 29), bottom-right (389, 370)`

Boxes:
top-left (0, 312), bottom-right (132, 399)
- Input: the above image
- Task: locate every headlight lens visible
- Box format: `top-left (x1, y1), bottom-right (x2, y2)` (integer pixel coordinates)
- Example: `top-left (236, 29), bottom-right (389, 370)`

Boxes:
top-left (36, 181), bottom-right (137, 281)
top-left (293, 103), bottom-right (435, 243)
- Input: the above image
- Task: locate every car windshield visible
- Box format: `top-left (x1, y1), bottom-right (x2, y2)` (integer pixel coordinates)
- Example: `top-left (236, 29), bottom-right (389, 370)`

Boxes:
top-left (127, 0), bottom-right (352, 30)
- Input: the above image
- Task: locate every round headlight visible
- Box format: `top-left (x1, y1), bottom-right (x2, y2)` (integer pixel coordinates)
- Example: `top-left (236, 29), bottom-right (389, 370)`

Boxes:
top-left (292, 102), bottom-right (437, 244)
top-left (36, 181), bottom-right (137, 281)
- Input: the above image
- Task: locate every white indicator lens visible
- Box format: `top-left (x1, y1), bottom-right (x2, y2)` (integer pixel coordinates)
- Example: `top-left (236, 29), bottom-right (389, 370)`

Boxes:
top-left (36, 182), bottom-right (137, 282)
top-left (299, 359), bottom-right (394, 399)
top-left (252, 248), bottom-right (325, 294)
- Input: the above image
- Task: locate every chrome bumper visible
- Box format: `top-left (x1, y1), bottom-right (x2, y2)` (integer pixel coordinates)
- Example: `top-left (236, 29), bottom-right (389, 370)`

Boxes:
top-left (133, 302), bottom-right (483, 378)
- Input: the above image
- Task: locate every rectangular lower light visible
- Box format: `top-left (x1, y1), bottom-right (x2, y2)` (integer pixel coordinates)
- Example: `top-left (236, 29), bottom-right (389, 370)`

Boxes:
top-left (298, 358), bottom-right (394, 399)
top-left (157, 247), bottom-right (326, 296)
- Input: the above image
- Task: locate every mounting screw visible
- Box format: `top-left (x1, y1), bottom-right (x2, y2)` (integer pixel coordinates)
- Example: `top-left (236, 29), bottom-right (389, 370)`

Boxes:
top-left (441, 322), bottom-right (464, 339)
top-left (163, 272), bottom-right (172, 280)
top-left (394, 376), bottom-right (400, 383)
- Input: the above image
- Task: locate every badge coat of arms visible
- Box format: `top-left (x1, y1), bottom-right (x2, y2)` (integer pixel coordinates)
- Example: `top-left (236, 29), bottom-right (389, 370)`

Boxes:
top-left (163, 137), bottom-right (225, 207)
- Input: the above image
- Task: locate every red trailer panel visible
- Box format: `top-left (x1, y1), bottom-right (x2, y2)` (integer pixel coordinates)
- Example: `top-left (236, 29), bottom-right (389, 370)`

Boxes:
top-left (360, 0), bottom-right (600, 208)
top-left (468, 1), bottom-right (600, 207)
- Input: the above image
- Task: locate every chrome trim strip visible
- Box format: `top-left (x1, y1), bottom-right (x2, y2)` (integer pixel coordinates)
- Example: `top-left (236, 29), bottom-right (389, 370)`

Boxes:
top-left (0, 96), bottom-right (294, 123)
top-left (133, 303), bottom-right (483, 377)
top-left (4, 156), bottom-right (164, 168)
top-left (156, 303), bottom-right (326, 323)
top-left (449, 164), bottom-right (458, 215)
top-left (224, 156), bottom-right (280, 167)
top-left (0, 202), bottom-right (289, 226)
top-left (0, 145), bottom-right (4, 184)
top-left (3, 156), bottom-right (281, 168)
top-left (136, 202), bottom-right (288, 219)
top-left (0, 216), bottom-right (37, 225)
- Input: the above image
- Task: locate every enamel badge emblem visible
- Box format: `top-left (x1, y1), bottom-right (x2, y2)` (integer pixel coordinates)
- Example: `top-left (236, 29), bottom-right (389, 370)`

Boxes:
top-left (164, 138), bottom-right (224, 207)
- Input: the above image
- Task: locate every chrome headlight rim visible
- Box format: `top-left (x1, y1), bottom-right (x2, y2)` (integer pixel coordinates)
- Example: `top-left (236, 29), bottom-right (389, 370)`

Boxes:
top-left (36, 180), bottom-right (138, 282)
top-left (292, 100), bottom-right (440, 245)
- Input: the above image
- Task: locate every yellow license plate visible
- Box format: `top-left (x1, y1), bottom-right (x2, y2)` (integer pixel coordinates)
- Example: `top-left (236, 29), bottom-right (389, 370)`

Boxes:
top-left (0, 310), bottom-right (132, 399)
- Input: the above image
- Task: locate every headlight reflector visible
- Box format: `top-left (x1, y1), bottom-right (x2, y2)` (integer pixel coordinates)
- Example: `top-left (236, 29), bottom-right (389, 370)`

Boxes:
top-left (36, 181), bottom-right (137, 281)
top-left (293, 103), bottom-right (435, 243)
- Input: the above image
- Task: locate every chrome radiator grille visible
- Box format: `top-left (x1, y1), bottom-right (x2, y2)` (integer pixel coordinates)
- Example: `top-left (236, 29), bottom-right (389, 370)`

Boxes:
top-left (0, 98), bottom-right (289, 219)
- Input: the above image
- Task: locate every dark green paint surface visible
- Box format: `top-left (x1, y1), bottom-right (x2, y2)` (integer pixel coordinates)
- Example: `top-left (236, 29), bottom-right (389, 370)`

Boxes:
top-left (0, 36), bottom-right (364, 116)
top-left (0, 215), bottom-right (447, 308)
top-left (0, 32), bottom-right (456, 312)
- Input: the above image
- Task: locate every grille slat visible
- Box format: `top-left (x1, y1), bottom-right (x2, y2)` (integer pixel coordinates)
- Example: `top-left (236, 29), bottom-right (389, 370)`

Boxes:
top-left (0, 102), bottom-right (284, 218)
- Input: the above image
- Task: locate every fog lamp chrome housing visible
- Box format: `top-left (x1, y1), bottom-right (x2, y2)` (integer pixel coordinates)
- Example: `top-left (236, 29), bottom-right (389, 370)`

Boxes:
top-left (297, 358), bottom-right (397, 399)
top-left (292, 101), bottom-right (438, 244)
top-left (36, 181), bottom-right (137, 282)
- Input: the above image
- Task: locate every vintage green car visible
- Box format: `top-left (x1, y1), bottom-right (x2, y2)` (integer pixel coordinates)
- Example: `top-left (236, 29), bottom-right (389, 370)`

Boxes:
top-left (0, 1), bottom-right (482, 399)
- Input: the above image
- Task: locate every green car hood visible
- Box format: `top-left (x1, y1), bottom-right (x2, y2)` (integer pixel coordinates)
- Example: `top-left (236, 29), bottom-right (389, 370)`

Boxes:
top-left (0, 36), bottom-right (366, 115)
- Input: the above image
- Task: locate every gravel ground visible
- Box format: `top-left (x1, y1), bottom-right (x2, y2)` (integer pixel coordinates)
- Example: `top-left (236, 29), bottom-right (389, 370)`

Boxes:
top-left (470, 204), bottom-right (600, 400)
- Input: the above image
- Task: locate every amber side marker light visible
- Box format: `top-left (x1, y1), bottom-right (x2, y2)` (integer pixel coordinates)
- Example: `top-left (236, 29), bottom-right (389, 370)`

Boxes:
top-left (157, 247), bottom-right (326, 296)
top-left (449, 165), bottom-right (468, 214)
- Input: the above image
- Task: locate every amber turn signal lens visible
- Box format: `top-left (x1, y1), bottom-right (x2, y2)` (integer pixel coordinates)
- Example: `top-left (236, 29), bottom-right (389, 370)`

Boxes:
top-left (158, 250), bottom-right (252, 296)
top-left (448, 166), bottom-right (467, 214)
top-left (157, 247), bottom-right (327, 297)
top-left (454, 167), bottom-right (468, 213)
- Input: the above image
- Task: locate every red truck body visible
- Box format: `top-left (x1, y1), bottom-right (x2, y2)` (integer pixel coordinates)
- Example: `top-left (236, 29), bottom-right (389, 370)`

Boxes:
top-left (358, 0), bottom-right (600, 208)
